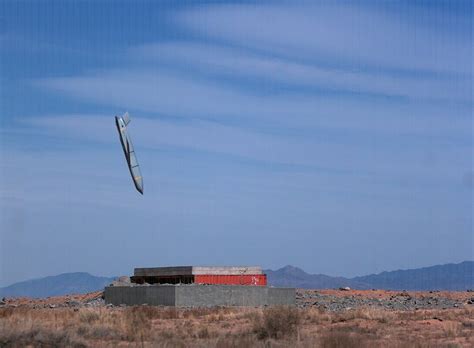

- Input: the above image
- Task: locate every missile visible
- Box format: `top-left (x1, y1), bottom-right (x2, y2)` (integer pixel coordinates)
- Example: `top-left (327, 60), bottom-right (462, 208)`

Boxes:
top-left (115, 112), bottom-right (143, 194)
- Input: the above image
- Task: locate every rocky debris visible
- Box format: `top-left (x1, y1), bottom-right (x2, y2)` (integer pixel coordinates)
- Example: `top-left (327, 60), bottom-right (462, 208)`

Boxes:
top-left (110, 275), bottom-right (132, 287)
top-left (84, 297), bottom-right (105, 307)
top-left (118, 276), bottom-right (130, 282)
top-left (65, 300), bottom-right (81, 307)
top-left (297, 289), bottom-right (470, 312)
top-left (1, 289), bottom-right (472, 312)
top-left (0, 291), bottom-right (104, 309)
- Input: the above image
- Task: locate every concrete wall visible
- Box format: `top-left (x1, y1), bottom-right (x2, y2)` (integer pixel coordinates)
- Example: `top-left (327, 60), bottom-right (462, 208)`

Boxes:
top-left (104, 285), bottom-right (295, 307)
top-left (104, 285), bottom-right (175, 306)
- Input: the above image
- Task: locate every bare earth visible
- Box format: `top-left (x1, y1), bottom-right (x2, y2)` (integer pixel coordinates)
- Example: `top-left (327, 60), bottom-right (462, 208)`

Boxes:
top-left (1, 289), bottom-right (473, 347)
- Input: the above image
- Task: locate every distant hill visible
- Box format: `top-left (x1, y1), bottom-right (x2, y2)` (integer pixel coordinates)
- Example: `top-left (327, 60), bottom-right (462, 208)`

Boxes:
top-left (1, 262), bottom-right (472, 298)
top-left (0, 272), bottom-right (116, 298)
top-left (265, 265), bottom-right (370, 289)
top-left (352, 261), bottom-right (474, 291)
top-left (265, 261), bottom-right (473, 291)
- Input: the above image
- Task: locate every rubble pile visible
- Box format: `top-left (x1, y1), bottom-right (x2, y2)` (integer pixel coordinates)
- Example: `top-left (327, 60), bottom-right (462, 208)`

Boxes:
top-left (297, 289), bottom-right (474, 311)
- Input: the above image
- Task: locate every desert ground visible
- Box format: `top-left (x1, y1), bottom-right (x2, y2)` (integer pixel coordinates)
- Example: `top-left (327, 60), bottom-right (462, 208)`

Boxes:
top-left (1, 289), bottom-right (473, 347)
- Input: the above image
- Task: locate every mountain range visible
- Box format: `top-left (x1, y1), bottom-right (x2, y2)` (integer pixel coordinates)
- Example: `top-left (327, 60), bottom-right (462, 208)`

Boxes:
top-left (266, 261), bottom-right (473, 291)
top-left (0, 272), bottom-right (115, 298)
top-left (1, 261), bottom-right (472, 298)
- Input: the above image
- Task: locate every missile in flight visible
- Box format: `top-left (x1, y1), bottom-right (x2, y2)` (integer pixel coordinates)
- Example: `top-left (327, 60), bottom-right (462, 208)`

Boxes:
top-left (115, 112), bottom-right (143, 194)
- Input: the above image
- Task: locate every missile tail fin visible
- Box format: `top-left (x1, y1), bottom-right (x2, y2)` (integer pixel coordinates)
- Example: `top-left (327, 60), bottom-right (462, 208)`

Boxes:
top-left (123, 112), bottom-right (131, 126)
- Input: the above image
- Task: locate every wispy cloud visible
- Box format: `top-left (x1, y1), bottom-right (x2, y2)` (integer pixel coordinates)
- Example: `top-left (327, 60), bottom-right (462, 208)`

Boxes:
top-left (32, 2), bottom-right (471, 142)
top-left (132, 42), bottom-right (471, 104)
top-left (176, 3), bottom-right (472, 75)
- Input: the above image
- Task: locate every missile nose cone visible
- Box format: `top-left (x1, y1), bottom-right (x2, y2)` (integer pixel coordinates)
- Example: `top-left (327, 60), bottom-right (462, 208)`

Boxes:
top-left (135, 178), bottom-right (144, 195)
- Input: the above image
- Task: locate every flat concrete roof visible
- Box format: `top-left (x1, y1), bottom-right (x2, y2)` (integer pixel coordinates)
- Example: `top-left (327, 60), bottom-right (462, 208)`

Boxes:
top-left (134, 266), bottom-right (263, 277)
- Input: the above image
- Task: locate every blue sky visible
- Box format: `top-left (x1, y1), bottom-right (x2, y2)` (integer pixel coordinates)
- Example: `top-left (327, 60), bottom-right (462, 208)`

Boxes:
top-left (0, 0), bottom-right (472, 286)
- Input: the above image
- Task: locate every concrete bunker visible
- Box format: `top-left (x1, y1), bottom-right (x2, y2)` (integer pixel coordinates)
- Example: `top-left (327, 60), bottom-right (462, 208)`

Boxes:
top-left (104, 266), bottom-right (295, 307)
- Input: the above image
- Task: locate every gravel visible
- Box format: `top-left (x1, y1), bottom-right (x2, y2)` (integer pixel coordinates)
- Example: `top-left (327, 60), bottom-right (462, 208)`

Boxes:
top-left (296, 289), bottom-right (472, 311)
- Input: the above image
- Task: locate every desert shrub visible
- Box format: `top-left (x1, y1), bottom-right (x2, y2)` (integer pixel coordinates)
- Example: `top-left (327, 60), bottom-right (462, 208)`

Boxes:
top-left (0, 308), bottom-right (15, 318)
top-left (252, 306), bottom-right (301, 339)
top-left (443, 322), bottom-right (460, 338)
top-left (305, 307), bottom-right (331, 324)
top-left (359, 308), bottom-right (395, 323)
top-left (332, 308), bottom-right (394, 324)
top-left (0, 327), bottom-right (86, 348)
top-left (76, 325), bottom-right (88, 336)
top-left (197, 326), bottom-right (210, 338)
top-left (79, 310), bottom-right (100, 324)
top-left (183, 307), bottom-right (217, 318)
top-left (124, 306), bottom-right (153, 341)
top-left (221, 322), bottom-right (231, 329)
top-left (127, 306), bottom-right (181, 320)
top-left (125, 306), bottom-right (152, 326)
top-left (156, 330), bottom-right (176, 339)
top-left (215, 334), bottom-right (265, 348)
top-left (87, 325), bottom-right (122, 340)
top-left (182, 306), bottom-right (235, 319)
top-left (161, 307), bottom-right (179, 319)
top-left (133, 305), bottom-right (158, 319)
top-left (151, 337), bottom-right (187, 348)
top-left (239, 310), bottom-right (260, 324)
top-left (76, 323), bottom-right (122, 340)
top-left (320, 332), bottom-right (365, 348)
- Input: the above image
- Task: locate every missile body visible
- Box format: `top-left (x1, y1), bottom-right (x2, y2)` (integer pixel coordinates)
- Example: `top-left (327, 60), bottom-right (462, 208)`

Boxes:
top-left (115, 113), bottom-right (143, 194)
